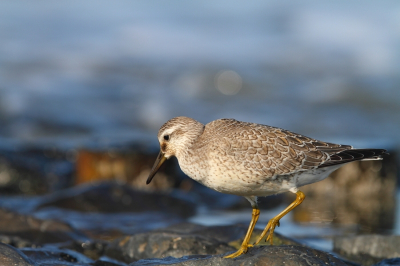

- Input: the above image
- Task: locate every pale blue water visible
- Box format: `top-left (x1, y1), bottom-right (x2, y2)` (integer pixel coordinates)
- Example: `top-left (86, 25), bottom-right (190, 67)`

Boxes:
top-left (0, 0), bottom-right (399, 151)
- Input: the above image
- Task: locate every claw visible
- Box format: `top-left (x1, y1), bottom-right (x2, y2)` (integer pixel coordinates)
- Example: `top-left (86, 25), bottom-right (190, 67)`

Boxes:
top-left (224, 244), bottom-right (253, 259)
top-left (262, 218), bottom-right (279, 244)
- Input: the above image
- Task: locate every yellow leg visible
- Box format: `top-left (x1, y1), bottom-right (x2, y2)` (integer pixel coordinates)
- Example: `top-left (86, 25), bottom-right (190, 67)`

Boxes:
top-left (224, 207), bottom-right (260, 258)
top-left (254, 191), bottom-right (305, 246)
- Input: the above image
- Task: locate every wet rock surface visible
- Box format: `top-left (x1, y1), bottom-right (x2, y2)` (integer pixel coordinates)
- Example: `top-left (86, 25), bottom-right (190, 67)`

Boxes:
top-left (105, 223), bottom-right (237, 263)
top-left (334, 235), bottom-right (400, 266)
top-left (0, 182), bottom-right (197, 239)
top-left (0, 243), bottom-right (34, 266)
top-left (373, 258), bottom-right (400, 266)
top-left (105, 222), bottom-right (308, 264)
top-left (21, 246), bottom-right (95, 265)
top-left (0, 203), bottom-right (395, 266)
top-left (131, 245), bottom-right (351, 266)
top-left (35, 182), bottom-right (196, 218)
top-left (0, 207), bottom-right (86, 248)
top-left (0, 207), bottom-right (354, 266)
top-left (0, 147), bottom-right (75, 195)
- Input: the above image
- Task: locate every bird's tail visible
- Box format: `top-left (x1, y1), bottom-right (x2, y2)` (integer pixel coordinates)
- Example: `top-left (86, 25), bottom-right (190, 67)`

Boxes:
top-left (319, 149), bottom-right (388, 168)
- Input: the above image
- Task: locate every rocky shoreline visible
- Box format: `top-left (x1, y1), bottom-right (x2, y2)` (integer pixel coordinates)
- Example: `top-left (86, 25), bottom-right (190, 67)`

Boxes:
top-left (1, 217), bottom-right (399, 265)
top-left (0, 183), bottom-right (398, 266)
top-left (0, 147), bottom-right (397, 265)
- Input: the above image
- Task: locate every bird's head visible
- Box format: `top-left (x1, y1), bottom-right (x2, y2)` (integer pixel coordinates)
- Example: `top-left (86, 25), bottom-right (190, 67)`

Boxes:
top-left (146, 116), bottom-right (204, 184)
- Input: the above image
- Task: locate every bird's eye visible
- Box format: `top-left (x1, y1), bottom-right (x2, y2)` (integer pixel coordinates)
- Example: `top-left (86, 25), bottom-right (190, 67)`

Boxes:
top-left (163, 135), bottom-right (170, 141)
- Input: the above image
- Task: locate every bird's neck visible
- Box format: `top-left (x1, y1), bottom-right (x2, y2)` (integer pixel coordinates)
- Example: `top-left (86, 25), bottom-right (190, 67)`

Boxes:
top-left (175, 126), bottom-right (204, 166)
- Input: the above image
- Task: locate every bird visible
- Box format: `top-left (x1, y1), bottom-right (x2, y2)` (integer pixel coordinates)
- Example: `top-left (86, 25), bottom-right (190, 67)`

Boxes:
top-left (146, 116), bottom-right (387, 258)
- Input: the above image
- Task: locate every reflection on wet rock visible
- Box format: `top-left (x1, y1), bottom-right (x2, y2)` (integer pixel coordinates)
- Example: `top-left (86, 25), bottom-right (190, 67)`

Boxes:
top-left (373, 258), bottom-right (400, 266)
top-left (292, 156), bottom-right (397, 233)
top-left (0, 241), bottom-right (126, 265)
top-left (21, 246), bottom-right (94, 265)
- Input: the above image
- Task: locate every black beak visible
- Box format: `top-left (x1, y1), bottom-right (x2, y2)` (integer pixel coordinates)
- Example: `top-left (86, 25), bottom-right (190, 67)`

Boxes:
top-left (146, 151), bottom-right (167, 184)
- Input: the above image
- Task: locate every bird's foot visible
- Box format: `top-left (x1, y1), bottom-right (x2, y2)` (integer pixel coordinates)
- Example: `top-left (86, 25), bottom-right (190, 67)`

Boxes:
top-left (253, 218), bottom-right (280, 246)
top-left (224, 244), bottom-right (253, 259)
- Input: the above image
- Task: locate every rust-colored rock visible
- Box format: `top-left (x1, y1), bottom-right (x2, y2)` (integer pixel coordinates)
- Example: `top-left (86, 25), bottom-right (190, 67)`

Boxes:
top-left (76, 149), bottom-right (180, 191)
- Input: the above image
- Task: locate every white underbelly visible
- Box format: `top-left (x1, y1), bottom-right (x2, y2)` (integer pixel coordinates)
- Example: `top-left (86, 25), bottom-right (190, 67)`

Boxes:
top-left (184, 164), bottom-right (342, 197)
top-left (179, 152), bottom-right (343, 197)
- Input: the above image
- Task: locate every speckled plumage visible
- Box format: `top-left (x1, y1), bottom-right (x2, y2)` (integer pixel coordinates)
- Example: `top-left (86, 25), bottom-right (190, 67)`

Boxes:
top-left (147, 116), bottom-right (387, 258)
top-left (154, 116), bottom-right (385, 197)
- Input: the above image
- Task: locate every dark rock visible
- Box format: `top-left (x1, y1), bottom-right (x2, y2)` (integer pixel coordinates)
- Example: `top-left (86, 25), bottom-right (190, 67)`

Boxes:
top-left (131, 245), bottom-right (350, 266)
top-left (0, 147), bottom-right (74, 195)
top-left (105, 223), bottom-right (236, 263)
top-left (23, 182), bottom-right (196, 239)
top-left (130, 256), bottom-right (210, 266)
top-left (334, 235), bottom-right (400, 266)
top-left (104, 222), bottom-right (301, 264)
top-left (93, 261), bottom-right (126, 266)
top-left (93, 256), bottom-right (128, 265)
top-left (0, 183), bottom-right (193, 241)
top-left (0, 208), bottom-right (87, 248)
top-left (0, 243), bottom-right (35, 266)
top-left (0, 207), bottom-right (73, 232)
top-left (0, 235), bottom-right (33, 248)
top-left (36, 182), bottom-right (196, 218)
top-left (52, 239), bottom-right (108, 260)
top-left (21, 246), bottom-right (94, 265)
top-left (373, 258), bottom-right (400, 266)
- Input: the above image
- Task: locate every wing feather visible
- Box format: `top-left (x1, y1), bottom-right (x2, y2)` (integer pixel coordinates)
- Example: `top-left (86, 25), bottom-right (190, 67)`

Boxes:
top-left (202, 119), bottom-right (387, 177)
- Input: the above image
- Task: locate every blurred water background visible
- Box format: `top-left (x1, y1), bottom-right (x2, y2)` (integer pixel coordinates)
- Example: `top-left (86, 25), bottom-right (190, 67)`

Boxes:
top-left (0, 0), bottom-right (400, 254)
top-left (1, 0), bottom-right (399, 149)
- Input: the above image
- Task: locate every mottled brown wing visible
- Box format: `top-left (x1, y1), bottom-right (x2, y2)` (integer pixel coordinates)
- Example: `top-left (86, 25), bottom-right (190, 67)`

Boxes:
top-left (206, 119), bottom-right (351, 177)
